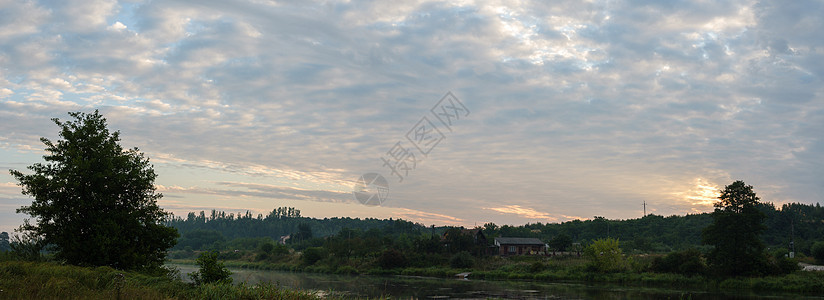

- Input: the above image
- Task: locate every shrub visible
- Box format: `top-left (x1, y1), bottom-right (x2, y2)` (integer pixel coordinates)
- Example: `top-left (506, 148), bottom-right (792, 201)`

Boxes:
top-left (529, 261), bottom-right (545, 273)
top-left (378, 249), bottom-right (407, 269)
top-left (584, 238), bottom-right (625, 273)
top-left (336, 265), bottom-right (358, 275)
top-left (771, 256), bottom-right (800, 274)
top-left (301, 247), bottom-right (326, 266)
top-left (260, 242), bottom-right (274, 254)
top-left (450, 251), bottom-right (474, 269)
top-left (651, 248), bottom-right (705, 275)
top-left (812, 241), bottom-right (824, 265)
top-left (8, 233), bottom-right (44, 262)
top-left (189, 251), bottom-right (232, 285)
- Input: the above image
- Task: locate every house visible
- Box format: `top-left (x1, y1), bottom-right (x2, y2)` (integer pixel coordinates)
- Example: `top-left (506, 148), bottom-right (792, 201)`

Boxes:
top-left (278, 234), bottom-right (291, 245)
top-left (494, 237), bottom-right (547, 256)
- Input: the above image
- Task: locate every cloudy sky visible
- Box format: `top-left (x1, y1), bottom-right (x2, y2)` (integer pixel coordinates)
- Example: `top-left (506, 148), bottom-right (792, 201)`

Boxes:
top-left (1, 0), bottom-right (822, 234)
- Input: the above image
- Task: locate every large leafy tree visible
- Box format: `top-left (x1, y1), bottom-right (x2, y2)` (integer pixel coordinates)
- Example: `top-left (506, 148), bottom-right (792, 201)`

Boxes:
top-left (11, 111), bottom-right (178, 270)
top-left (702, 180), bottom-right (768, 277)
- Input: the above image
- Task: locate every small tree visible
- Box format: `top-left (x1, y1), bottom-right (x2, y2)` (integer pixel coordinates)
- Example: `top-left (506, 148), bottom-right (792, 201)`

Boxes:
top-left (651, 248), bottom-right (705, 275)
top-left (8, 232), bottom-right (44, 261)
top-left (378, 248), bottom-right (407, 269)
top-left (584, 238), bottom-right (624, 273)
top-left (189, 251), bottom-right (232, 285)
top-left (549, 233), bottom-right (572, 252)
top-left (449, 251), bottom-right (474, 268)
top-left (702, 180), bottom-right (768, 277)
top-left (10, 111), bottom-right (178, 270)
top-left (301, 247), bottom-right (326, 265)
top-left (812, 241), bottom-right (824, 265)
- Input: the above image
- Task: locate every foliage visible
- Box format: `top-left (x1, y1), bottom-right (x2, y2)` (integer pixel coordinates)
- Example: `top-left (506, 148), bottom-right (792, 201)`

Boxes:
top-left (702, 180), bottom-right (768, 277)
top-left (549, 233), bottom-right (573, 251)
top-left (442, 228), bottom-right (474, 254)
top-left (651, 249), bottom-right (705, 275)
top-left (301, 247), bottom-right (326, 266)
top-left (0, 232), bottom-right (9, 252)
top-left (175, 229), bottom-right (226, 251)
top-left (0, 260), bottom-right (321, 299)
top-left (528, 261), bottom-right (545, 273)
top-left (167, 201), bottom-right (824, 259)
top-left (8, 232), bottom-right (45, 262)
top-left (378, 248), bottom-right (407, 269)
top-left (584, 238), bottom-right (625, 273)
top-left (449, 251), bottom-right (474, 268)
top-left (189, 251), bottom-right (232, 285)
top-left (812, 241), bottom-right (824, 265)
top-left (291, 223), bottom-right (314, 244)
top-left (10, 111), bottom-right (178, 271)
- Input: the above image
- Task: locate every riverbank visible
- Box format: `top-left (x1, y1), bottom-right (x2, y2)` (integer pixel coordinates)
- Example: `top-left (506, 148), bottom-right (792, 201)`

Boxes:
top-left (0, 260), bottom-right (323, 299)
top-left (169, 255), bottom-right (824, 295)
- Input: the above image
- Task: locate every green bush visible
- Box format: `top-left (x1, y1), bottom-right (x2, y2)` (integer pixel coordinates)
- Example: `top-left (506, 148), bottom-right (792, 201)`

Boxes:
top-left (771, 256), bottom-right (800, 274)
top-left (301, 247), bottom-right (326, 266)
top-left (529, 261), bottom-right (545, 273)
top-left (811, 241), bottom-right (824, 265)
top-left (260, 242), bottom-right (274, 254)
top-left (189, 251), bottom-right (232, 285)
top-left (335, 265), bottom-right (358, 274)
top-left (651, 248), bottom-right (705, 275)
top-left (378, 249), bottom-right (407, 269)
top-left (450, 251), bottom-right (474, 269)
top-left (584, 238), bottom-right (625, 273)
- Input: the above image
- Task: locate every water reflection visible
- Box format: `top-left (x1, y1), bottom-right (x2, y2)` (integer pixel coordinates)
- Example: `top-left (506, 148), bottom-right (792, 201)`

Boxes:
top-left (170, 265), bottom-right (820, 299)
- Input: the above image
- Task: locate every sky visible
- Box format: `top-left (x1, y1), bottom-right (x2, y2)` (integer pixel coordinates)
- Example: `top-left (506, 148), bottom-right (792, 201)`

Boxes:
top-left (1, 0), bottom-right (823, 234)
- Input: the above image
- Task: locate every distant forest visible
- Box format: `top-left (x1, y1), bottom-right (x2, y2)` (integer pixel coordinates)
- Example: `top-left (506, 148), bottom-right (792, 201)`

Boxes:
top-left (166, 202), bottom-right (824, 255)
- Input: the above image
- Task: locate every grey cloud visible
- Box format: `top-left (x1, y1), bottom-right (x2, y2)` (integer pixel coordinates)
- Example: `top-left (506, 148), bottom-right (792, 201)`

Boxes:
top-left (1, 0), bottom-right (823, 226)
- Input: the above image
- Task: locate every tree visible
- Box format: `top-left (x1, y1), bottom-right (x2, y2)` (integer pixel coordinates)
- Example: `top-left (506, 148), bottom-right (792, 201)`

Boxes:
top-left (449, 251), bottom-right (474, 268)
top-left (651, 248), bottom-right (706, 275)
top-left (291, 223), bottom-right (313, 243)
top-left (10, 111), bottom-right (178, 270)
top-left (301, 247), bottom-right (326, 265)
top-left (812, 241), bottom-right (824, 265)
top-left (549, 233), bottom-right (572, 252)
top-left (189, 251), bottom-right (232, 285)
top-left (584, 238), bottom-right (625, 273)
top-left (378, 248), bottom-right (407, 269)
top-left (702, 180), bottom-right (768, 277)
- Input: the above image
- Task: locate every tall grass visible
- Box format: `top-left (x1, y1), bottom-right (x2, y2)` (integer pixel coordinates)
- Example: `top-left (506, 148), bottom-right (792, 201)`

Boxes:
top-left (0, 260), bottom-right (322, 299)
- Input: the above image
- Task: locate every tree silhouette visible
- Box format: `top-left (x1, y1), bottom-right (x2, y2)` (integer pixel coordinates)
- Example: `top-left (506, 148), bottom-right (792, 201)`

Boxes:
top-left (702, 180), bottom-right (768, 277)
top-left (11, 111), bottom-right (178, 271)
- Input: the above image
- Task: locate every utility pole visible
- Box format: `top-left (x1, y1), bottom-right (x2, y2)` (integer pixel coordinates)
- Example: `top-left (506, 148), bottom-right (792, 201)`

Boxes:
top-left (643, 201), bottom-right (646, 216)
top-left (607, 220), bottom-right (610, 238)
top-left (790, 218), bottom-right (796, 258)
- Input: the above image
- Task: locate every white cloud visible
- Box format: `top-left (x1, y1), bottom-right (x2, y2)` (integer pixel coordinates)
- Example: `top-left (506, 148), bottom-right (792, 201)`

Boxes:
top-left (0, 0), bottom-right (822, 227)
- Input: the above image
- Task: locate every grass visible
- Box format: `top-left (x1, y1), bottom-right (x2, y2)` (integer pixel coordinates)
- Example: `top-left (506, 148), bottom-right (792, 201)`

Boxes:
top-left (0, 260), bottom-right (323, 299)
top-left (168, 253), bottom-right (824, 295)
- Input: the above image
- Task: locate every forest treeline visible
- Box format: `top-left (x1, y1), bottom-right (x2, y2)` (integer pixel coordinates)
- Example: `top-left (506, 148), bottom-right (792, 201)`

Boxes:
top-left (166, 202), bottom-right (824, 255)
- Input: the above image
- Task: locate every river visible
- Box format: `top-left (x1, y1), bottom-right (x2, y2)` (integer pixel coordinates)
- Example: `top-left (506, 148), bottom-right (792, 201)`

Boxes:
top-left (170, 264), bottom-right (820, 299)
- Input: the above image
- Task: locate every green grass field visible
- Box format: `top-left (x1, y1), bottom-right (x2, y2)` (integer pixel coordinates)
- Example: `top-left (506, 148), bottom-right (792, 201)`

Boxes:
top-left (0, 260), bottom-right (322, 300)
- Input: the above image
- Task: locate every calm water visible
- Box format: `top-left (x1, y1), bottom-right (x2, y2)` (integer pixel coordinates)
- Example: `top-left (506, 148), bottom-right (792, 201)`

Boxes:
top-left (170, 264), bottom-right (820, 299)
